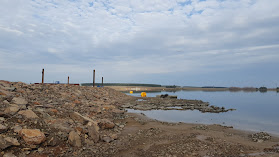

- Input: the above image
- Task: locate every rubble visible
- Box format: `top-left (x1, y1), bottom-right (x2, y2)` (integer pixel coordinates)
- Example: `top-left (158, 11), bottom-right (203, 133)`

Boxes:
top-left (250, 132), bottom-right (271, 142)
top-left (120, 97), bottom-right (234, 113)
top-left (19, 129), bottom-right (46, 145)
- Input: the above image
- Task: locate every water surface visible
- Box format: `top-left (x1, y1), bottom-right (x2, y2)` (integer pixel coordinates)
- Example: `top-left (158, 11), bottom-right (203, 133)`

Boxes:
top-left (126, 90), bottom-right (279, 135)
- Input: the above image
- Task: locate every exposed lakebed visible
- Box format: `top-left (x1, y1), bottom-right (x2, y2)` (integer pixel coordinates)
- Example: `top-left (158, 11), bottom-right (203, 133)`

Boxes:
top-left (125, 90), bottom-right (279, 135)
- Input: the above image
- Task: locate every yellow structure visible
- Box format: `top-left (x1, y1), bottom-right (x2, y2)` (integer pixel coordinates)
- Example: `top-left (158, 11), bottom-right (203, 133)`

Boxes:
top-left (141, 92), bottom-right (146, 97)
top-left (130, 91), bottom-right (133, 94)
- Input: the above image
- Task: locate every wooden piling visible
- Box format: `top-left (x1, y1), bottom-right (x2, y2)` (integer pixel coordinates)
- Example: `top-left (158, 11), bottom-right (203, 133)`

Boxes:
top-left (102, 77), bottom-right (103, 87)
top-left (93, 69), bottom-right (95, 87)
top-left (68, 76), bottom-right (69, 85)
top-left (42, 69), bottom-right (44, 84)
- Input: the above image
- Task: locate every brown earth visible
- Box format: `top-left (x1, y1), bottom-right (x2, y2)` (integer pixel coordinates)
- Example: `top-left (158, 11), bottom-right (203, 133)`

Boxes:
top-left (0, 80), bottom-right (278, 157)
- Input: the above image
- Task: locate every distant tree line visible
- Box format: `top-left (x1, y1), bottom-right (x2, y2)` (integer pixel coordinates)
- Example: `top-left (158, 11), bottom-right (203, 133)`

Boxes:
top-left (81, 83), bottom-right (162, 87)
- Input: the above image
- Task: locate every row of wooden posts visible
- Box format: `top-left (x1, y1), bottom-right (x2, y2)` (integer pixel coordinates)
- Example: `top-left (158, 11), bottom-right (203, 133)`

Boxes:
top-left (41, 68), bottom-right (103, 87)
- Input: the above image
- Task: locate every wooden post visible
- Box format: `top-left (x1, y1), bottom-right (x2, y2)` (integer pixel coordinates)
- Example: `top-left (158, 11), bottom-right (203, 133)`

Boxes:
top-left (102, 77), bottom-right (103, 87)
top-left (68, 76), bottom-right (69, 85)
top-left (42, 69), bottom-right (44, 84)
top-left (93, 69), bottom-right (95, 87)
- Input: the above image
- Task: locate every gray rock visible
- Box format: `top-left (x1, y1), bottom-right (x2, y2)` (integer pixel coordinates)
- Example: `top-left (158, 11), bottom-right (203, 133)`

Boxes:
top-left (98, 119), bottom-right (115, 130)
top-left (4, 87), bottom-right (16, 92)
top-left (88, 126), bottom-right (99, 143)
top-left (3, 152), bottom-right (17, 157)
top-left (12, 97), bottom-right (28, 105)
top-left (69, 112), bottom-right (95, 125)
top-left (102, 136), bottom-right (113, 143)
top-left (68, 131), bottom-right (82, 147)
top-left (4, 104), bottom-right (20, 115)
top-left (18, 110), bottom-right (39, 119)
top-left (0, 124), bottom-right (8, 133)
top-left (4, 137), bottom-right (20, 146)
top-left (0, 136), bottom-right (20, 150)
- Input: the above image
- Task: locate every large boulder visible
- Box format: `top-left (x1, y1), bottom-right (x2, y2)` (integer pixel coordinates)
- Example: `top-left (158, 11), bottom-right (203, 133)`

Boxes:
top-left (19, 129), bottom-right (46, 145)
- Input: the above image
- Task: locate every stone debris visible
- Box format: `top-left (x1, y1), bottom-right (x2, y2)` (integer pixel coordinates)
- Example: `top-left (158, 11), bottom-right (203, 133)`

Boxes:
top-left (0, 124), bottom-right (8, 133)
top-left (0, 80), bottom-right (127, 156)
top-left (120, 97), bottom-right (234, 113)
top-left (68, 131), bottom-right (82, 147)
top-left (3, 152), bottom-right (17, 157)
top-left (98, 119), bottom-right (115, 129)
top-left (192, 125), bottom-right (209, 130)
top-left (18, 110), bottom-right (39, 119)
top-left (19, 129), bottom-right (46, 145)
top-left (11, 97), bottom-right (28, 105)
top-left (4, 104), bottom-right (19, 115)
top-left (250, 132), bottom-right (271, 142)
top-left (264, 144), bottom-right (279, 153)
top-left (0, 136), bottom-right (20, 150)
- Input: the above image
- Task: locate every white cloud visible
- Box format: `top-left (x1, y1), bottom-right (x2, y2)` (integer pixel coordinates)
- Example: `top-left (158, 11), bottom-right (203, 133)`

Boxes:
top-left (0, 0), bottom-right (279, 85)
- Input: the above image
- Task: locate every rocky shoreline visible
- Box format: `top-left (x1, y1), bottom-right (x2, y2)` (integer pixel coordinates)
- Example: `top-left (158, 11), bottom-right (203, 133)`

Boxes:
top-left (0, 80), bottom-right (278, 157)
top-left (120, 97), bottom-right (235, 113)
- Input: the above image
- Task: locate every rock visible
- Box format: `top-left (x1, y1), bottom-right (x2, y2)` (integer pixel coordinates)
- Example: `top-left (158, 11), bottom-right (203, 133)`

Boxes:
top-left (102, 136), bottom-right (113, 143)
top-left (98, 119), bottom-right (115, 130)
top-left (12, 125), bottom-right (22, 133)
top-left (88, 126), bottom-right (99, 143)
top-left (4, 87), bottom-right (16, 92)
top-left (3, 100), bottom-right (9, 105)
top-left (251, 132), bottom-right (271, 142)
top-left (38, 147), bottom-right (44, 153)
top-left (0, 124), bottom-right (8, 133)
top-left (0, 91), bottom-right (7, 96)
top-left (0, 111), bottom-right (9, 118)
top-left (3, 152), bottom-right (16, 157)
top-left (4, 137), bottom-right (20, 146)
top-left (4, 104), bottom-right (19, 115)
top-left (84, 139), bottom-right (94, 146)
top-left (48, 119), bottom-right (73, 133)
top-left (12, 97), bottom-right (28, 105)
top-left (19, 129), bottom-right (46, 145)
top-left (69, 112), bottom-right (96, 125)
top-left (47, 136), bottom-right (60, 146)
top-left (18, 110), bottom-right (39, 119)
top-left (112, 109), bottom-right (125, 114)
top-left (0, 136), bottom-right (11, 150)
top-left (68, 131), bottom-right (82, 147)
top-left (0, 136), bottom-right (20, 150)
top-left (110, 134), bottom-right (118, 140)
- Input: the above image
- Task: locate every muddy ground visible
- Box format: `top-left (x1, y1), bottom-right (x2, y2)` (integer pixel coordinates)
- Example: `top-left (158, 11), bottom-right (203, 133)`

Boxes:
top-left (0, 80), bottom-right (278, 157)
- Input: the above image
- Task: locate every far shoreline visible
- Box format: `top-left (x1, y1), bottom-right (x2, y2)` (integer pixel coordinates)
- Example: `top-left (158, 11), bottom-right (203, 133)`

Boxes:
top-left (107, 86), bottom-right (278, 92)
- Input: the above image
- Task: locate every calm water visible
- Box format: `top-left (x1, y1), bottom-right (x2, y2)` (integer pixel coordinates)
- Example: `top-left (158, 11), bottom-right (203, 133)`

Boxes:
top-left (126, 90), bottom-right (279, 135)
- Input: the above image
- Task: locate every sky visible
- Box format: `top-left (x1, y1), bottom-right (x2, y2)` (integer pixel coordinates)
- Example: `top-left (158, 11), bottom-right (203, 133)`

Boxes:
top-left (0, 0), bottom-right (279, 87)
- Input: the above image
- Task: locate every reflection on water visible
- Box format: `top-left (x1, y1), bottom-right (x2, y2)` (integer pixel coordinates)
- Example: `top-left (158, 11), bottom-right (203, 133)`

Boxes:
top-left (126, 91), bottom-right (279, 135)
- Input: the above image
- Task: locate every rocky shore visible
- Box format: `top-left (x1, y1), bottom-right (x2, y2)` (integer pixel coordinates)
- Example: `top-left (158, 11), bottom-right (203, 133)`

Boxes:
top-left (120, 97), bottom-right (235, 113)
top-left (0, 80), bottom-right (278, 157)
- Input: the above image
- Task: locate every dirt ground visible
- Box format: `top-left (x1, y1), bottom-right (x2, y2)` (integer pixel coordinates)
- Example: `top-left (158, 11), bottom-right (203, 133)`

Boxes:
top-left (112, 113), bottom-right (279, 157)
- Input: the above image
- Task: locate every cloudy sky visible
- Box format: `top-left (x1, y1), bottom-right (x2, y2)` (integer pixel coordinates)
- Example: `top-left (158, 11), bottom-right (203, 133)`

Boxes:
top-left (0, 0), bottom-right (279, 87)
